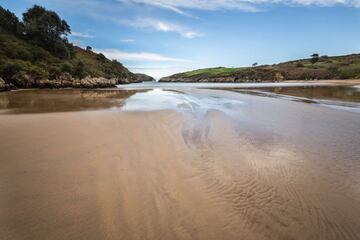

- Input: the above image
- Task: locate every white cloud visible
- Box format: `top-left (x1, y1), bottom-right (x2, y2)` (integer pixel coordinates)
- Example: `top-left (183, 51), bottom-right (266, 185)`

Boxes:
top-left (127, 18), bottom-right (203, 38)
top-left (90, 14), bottom-right (202, 39)
top-left (120, 0), bottom-right (196, 17)
top-left (71, 32), bottom-right (95, 38)
top-left (121, 0), bottom-right (360, 14)
top-left (121, 39), bottom-right (136, 43)
top-left (94, 48), bottom-right (191, 62)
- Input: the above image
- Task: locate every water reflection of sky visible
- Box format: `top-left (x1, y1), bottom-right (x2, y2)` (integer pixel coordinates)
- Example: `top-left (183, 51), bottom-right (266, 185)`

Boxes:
top-left (1, 84), bottom-right (360, 114)
top-left (121, 88), bottom-right (244, 115)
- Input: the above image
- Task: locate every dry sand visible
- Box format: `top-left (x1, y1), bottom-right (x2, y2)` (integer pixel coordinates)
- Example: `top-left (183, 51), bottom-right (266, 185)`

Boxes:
top-left (0, 88), bottom-right (360, 240)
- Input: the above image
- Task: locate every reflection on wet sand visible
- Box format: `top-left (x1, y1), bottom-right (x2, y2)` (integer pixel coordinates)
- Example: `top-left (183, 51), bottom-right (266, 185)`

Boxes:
top-left (0, 89), bottom-right (139, 114)
top-left (0, 86), bottom-right (360, 240)
top-left (257, 85), bottom-right (360, 101)
top-left (231, 85), bottom-right (360, 107)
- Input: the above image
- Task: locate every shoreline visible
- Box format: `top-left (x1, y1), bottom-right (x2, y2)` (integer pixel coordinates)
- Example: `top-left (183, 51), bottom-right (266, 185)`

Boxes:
top-left (2, 79), bottom-right (360, 92)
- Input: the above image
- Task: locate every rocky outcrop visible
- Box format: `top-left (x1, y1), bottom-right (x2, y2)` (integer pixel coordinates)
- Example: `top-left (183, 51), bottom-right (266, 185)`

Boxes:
top-left (36, 77), bottom-right (128, 89)
top-left (0, 72), bottom-right (138, 91)
top-left (135, 73), bottom-right (155, 82)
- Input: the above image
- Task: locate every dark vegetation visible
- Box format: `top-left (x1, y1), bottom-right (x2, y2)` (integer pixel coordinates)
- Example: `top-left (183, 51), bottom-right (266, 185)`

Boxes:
top-left (134, 73), bottom-right (155, 82)
top-left (160, 53), bottom-right (360, 82)
top-left (0, 5), bottom-right (136, 88)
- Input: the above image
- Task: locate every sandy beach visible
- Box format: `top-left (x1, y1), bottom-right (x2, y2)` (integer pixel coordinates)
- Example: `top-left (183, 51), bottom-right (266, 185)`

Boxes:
top-left (1, 87), bottom-right (360, 240)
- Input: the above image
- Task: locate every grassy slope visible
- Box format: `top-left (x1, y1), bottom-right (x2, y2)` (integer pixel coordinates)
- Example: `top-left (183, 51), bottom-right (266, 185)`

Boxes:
top-left (0, 30), bottom-right (134, 81)
top-left (163, 54), bottom-right (360, 81)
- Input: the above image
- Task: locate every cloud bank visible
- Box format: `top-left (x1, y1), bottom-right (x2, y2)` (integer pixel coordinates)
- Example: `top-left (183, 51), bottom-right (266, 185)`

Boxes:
top-left (94, 49), bottom-right (191, 62)
top-left (124, 18), bottom-right (203, 39)
top-left (71, 32), bottom-right (94, 38)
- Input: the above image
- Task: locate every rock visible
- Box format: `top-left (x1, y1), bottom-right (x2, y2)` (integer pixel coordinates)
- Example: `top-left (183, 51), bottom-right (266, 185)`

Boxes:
top-left (117, 76), bottom-right (142, 84)
top-left (10, 72), bottom-right (35, 88)
top-left (36, 77), bottom-right (118, 89)
top-left (275, 72), bottom-right (285, 81)
top-left (58, 73), bottom-right (73, 81)
top-left (80, 76), bottom-right (117, 88)
top-left (7, 73), bottom-right (140, 89)
top-left (0, 77), bottom-right (6, 91)
top-left (135, 73), bottom-right (155, 82)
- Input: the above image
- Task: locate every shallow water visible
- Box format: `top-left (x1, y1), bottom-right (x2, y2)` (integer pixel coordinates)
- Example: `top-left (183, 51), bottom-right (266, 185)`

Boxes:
top-left (255, 85), bottom-right (360, 102)
top-left (1, 83), bottom-right (360, 114)
top-left (116, 81), bottom-right (332, 90)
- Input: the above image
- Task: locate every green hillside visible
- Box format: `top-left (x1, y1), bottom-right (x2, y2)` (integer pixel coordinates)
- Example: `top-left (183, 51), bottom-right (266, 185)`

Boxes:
top-left (160, 54), bottom-right (360, 82)
top-left (0, 5), bottom-right (136, 89)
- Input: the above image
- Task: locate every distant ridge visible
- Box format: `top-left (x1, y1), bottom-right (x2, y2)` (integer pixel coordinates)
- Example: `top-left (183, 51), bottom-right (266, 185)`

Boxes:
top-left (160, 54), bottom-right (360, 83)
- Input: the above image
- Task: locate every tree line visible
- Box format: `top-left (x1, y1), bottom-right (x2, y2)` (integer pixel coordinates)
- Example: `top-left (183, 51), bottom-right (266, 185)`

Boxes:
top-left (0, 5), bottom-right (74, 59)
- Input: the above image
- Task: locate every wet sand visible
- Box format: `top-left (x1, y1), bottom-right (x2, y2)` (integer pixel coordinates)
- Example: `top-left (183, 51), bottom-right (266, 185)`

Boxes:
top-left (1, 87), bottom-right (360, 240)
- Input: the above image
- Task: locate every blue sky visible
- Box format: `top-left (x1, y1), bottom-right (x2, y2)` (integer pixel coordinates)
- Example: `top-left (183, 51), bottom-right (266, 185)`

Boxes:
top-left (1, 0), bottom-right (360, 79)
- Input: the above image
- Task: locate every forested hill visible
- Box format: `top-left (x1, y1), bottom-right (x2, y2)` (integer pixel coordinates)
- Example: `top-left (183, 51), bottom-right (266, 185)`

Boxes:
top-left (0, 5), bottom-right (138, 90)
top-left (160, 53), bottom-right (360, 83)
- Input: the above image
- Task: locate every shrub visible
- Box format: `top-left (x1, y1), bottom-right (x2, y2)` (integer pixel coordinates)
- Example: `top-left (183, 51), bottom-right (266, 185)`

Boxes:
top-left (73, 61), bottom-right (86, 79)
top-left (48, 66), bottom-right (61, 79)
top-left (96, 53), bottom-right (107, 62)
top-left (54, 40), bottom-right (70, 59)
top-left (0, 62), bottom-right (23, 78)
top-left (29, 66), bottom-right (48, 80)
top-left (29, 47), bottom-right (49, 62)
top-left (60, 62), bottom-right (73, 74)
top-left (296, 62), bottom-right (304, 68)
top-left (67, 43), bottom-right (75, 59)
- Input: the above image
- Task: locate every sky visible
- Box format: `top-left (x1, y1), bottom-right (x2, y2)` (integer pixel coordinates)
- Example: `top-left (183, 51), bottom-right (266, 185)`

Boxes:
top-left (1, 0), bottom-right (360, 79)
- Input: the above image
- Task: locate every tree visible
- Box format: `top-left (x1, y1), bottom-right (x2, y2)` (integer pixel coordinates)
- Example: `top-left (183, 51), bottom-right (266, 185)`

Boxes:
top-left (53, 40), bottom-right (70, 59)
top-left (22, 5), bottom-right (71, 55)
top-left (0, 63), bottom-right (23, 79)
top-left (73, 61), bottom-right (86, 79)
top-left (252, 62), bottom-right (258, 67)
top-left (67, 42), bottom-right (76, 59)
top-left (310, 53), bottom-right (319, 64)
top-left (86, 46), bottom-right (92, 51)
top-left (0, 6), bottom-right (23, 34)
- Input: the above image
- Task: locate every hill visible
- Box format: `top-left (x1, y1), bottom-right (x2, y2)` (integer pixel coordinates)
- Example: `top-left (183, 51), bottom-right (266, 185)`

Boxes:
top-left (134, 73), bottom-right (155, 82)
top-left (0, 5), bottom-right (139, 90)
top-left (160, 54), bottom-right (360, 82)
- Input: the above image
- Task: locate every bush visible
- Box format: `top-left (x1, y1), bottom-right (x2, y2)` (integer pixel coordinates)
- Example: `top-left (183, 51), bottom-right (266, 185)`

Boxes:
top-left (73, 61), bottom-right (86, 79)
top-left (296, 62), bottom-right (304, 68)
top-left (60, 62), bottom-right (73, 73)
top-left (30, 47), bottom-right (49, 62)
top-left (67, 43), bottom-right (75, 59)
top-left (54, 40), bottom-right (70, 59)
top-left (29, 66), bottom-right (48, 80)
top-left (0, 62), bottom-right (23, 78)
top-left (96, 53), bottom-right (107, 62)
top-left (48, 66), bottom-right (61, 79)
